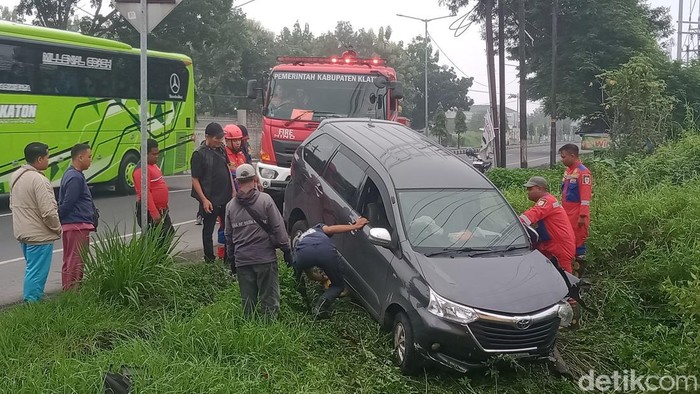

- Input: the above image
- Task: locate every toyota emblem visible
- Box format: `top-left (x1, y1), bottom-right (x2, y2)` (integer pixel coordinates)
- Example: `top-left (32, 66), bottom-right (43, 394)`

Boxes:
top-left (169, 73), bottom-right (181, 94)
top-left (515, 318), bottom-right (531, 330)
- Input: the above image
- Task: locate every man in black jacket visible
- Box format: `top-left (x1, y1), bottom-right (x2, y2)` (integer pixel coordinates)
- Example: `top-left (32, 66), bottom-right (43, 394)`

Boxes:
top-left (191, 122), bottom-right (234, 263)
top-left (225, 164), bottom-right (292, 319)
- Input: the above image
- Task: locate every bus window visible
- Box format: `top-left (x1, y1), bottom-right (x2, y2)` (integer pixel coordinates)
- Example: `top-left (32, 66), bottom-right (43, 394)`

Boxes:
top-left (0, 42), bottom-right (34, 93)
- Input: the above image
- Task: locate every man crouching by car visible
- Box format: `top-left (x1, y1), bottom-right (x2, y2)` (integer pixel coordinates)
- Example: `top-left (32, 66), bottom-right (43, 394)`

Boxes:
top-left (225, 164), bottom-right (293, 320)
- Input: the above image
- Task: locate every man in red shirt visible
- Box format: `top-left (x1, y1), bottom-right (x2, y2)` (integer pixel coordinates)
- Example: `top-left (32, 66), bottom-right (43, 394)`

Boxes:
top-left (519, 176), bottom-right (576, 273)
top-left (559, 144), bottom-right (592, 277)
top-left (133, 139), bottom-right (173, 243)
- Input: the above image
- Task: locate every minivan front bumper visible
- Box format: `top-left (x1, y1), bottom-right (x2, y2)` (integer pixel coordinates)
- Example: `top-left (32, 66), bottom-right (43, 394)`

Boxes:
top-left (408, 305), bottom-right (560, 372)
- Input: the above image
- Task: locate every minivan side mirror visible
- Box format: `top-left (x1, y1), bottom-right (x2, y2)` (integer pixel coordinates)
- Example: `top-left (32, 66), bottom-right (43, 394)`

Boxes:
top-left (247, 79), bottom-right (258, 100)
top-left (525, 225), bottom-right (539, 246)
top-left (368, 227), bottom-right (392, 248)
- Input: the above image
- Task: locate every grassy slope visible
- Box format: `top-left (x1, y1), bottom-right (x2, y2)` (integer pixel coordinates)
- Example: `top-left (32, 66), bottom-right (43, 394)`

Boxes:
top-left (2, 135), bottom-right (700, 393)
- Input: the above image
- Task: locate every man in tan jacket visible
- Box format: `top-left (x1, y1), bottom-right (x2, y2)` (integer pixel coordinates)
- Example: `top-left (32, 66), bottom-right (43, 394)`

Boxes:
top-left (10, 142), bottom-right (62, 302)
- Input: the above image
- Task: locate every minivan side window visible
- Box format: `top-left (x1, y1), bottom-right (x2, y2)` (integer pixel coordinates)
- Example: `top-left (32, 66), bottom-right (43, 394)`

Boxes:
top-left (303, 134), bottom-right (339, 175)
top-left (323, 151), bottom-right (365, 205)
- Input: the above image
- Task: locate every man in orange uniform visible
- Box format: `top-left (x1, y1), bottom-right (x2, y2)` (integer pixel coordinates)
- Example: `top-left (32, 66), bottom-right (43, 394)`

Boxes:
top-left (133, 138), bottom-right (173, 245)
top-left (559, 144), bottom-right (592, 277)
top-left (519, 176), bottom-right (576, 273)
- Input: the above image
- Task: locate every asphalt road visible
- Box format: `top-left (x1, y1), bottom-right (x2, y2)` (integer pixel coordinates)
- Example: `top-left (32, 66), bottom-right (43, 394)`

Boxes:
top-left (505, 143), bottom-right (563, 168)
top-left (0, 143), bottom-right (565, 306)
top-left (0, 175), bottom-right (205, 306)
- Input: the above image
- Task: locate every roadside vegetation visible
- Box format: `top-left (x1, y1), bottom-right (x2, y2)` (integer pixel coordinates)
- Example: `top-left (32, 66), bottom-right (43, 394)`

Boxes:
top-left (1, 135), bottom-right (699, 392)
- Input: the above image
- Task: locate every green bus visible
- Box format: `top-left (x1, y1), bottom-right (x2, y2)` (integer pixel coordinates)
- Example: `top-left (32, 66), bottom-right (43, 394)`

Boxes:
top-left (0, 21), bottom-right (194, 194)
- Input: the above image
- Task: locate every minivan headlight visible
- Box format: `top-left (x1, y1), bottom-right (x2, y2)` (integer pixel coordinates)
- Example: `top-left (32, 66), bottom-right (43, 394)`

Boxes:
top-left (557, 300), bottom-right (574, 327)
top-left (427, 288), bottom-right (478, 325)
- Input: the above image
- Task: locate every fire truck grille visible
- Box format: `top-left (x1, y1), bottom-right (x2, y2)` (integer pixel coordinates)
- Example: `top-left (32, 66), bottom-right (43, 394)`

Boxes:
top-left (272, 140), bottom-right (301, 168)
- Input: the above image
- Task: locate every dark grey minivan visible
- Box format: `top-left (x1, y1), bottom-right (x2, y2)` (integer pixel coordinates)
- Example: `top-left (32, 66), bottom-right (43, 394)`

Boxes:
top-left (283, 119), bottom-right (574, 374)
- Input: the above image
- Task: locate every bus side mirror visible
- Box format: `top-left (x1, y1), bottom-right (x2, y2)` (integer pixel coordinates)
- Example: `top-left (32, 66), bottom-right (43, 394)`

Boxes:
top-left (247, 79), bottom-right (258, 100)
top-left (390, 81), bottom-right (404, 100)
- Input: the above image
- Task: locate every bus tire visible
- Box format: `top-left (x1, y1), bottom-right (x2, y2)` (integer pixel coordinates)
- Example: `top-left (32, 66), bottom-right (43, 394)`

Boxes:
top-left (116, 151), bottom-right (139, 195)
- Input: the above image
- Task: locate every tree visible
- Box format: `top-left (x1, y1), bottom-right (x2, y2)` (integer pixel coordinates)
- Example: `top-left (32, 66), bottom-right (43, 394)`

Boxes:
top-left (440, 0), bottom-right (672, 122)
top-left (1, 6), bottom-right (20, 22)
top-left (404, 36), bottom-right (474, 130)
top-left (16, 0), bottom-right (77, 29)
top-left (107, 0), bottom-right (263, 115)
top-left (599, 55), bottom-right (676, 157)
top-left (432, 103), bottom-right (448, 145)
top-left (454, 109), bottom-right (467, 148)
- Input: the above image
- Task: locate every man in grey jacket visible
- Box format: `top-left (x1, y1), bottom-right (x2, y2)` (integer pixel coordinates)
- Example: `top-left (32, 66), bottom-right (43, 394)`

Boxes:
top-left (225, 164), bottom-right (292, 319)
top-left (10, 142), bottom-right (62, 302)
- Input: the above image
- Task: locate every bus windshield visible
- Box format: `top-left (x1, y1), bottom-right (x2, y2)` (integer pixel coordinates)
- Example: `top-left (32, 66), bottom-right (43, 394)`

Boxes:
top-left (266, 72), bottom-right (386, 121)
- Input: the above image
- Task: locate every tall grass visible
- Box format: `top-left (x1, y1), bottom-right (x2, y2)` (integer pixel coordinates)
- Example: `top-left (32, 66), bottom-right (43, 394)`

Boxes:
top-left (82, 223), bottom-right (181, 308)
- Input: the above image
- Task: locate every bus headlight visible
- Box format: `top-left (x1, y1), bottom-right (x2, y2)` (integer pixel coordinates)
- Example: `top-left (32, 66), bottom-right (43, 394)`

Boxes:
top-left (259, 168), bottom-right (278, 179)
top-left (427, 288), bottom-right (478, 325)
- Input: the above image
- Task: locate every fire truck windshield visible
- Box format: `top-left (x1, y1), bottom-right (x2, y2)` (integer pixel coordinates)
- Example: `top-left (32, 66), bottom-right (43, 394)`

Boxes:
top-left (267, 72), bottom-right (387, 121)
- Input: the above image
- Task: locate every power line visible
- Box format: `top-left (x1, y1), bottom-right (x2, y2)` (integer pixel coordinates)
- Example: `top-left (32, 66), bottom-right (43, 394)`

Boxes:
top-left (428, 30), bottom-right (489, 89)
top-left (234, 0), bottom-right (258, 8)
top-left (428, 31), bottom-right (517, 95)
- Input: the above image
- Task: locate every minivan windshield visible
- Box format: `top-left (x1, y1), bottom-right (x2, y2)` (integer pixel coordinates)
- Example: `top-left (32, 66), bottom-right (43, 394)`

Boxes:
top-left (397, 189), bottom-right (529, 253)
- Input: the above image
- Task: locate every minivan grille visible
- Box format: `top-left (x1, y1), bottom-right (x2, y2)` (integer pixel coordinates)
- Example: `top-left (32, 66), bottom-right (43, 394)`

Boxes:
top-left (272, 140), bottom-right (301, 168)
top-left (468, 318), bottom-right (559, 352)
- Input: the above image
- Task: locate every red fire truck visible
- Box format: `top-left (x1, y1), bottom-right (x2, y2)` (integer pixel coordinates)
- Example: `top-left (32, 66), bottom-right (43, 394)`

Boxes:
top-left (246, 50), bottom-right (404, 199)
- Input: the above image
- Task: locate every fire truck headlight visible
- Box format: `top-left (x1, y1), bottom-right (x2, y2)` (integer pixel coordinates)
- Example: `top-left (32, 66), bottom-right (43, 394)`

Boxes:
top-left (260, 168), bottom-right (278, 179)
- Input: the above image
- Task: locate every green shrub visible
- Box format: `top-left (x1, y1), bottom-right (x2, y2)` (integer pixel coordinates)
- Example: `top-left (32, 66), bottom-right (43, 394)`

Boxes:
top-left (82, 224), bottom-right (181, 308)
top-left (486, 167), bottom-right (563, 190)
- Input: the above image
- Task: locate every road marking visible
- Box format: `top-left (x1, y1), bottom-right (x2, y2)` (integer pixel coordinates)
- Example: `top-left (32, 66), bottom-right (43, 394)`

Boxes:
top-left (1, 189), bottom-right (192, 217)
top-left (0, 219), bottom-right (196, 266)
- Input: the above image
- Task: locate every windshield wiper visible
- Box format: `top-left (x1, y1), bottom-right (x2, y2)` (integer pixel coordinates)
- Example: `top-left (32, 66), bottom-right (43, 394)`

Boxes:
top-left (284, 110), bottom-right (342, 126)
top-left (424, 247), bottom-right (493, 258)
top-left (466, 245), bottom-right (531, 257)
top-left (424, 245), bottom-right (530, 258)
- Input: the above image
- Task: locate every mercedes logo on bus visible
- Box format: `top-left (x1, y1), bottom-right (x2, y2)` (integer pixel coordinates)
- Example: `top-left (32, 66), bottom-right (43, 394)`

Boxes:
top-left (169, 73), bottom-right (181, 94)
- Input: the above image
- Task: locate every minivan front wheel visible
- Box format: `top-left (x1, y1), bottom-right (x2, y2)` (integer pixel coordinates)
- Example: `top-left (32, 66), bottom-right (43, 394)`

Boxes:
top-left (290, 219), bottom-right (309, 249)
top-left (393, 312), bottom-right (422, 375)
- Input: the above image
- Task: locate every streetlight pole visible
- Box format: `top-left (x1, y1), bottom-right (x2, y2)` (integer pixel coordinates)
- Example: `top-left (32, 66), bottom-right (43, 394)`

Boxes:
top-left (396, 13), bottom-right (452, 135)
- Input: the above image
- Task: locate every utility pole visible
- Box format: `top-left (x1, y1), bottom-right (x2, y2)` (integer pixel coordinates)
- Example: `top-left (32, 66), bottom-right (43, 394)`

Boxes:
top-left (115, 0), bottom-right (181, 233)
top-left (484, 0), bottom-right (501, 166)
top-left (138, 0), bottom-right (149, 231)
top-left (550, 0), bottom-right (558, 168)
top-left (396, 13), bottom-right (452, 134)
top-left (498, 0), bottom-right (507, 168)
top-left (424, 20), bottom-right (429, 135)
top-left (519, 0), bottom-right (528, 168)
top-left (678, 0), bottom-right (683, 61)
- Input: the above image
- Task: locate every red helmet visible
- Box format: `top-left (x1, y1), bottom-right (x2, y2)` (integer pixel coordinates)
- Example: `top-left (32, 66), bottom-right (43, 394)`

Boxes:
top-left (224, 124), bottom-right (243, 140)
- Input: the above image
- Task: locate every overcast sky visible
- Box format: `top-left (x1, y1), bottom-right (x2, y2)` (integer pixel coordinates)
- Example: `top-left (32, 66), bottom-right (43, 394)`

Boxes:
top-left (0, 0), bottom-right (680, 113)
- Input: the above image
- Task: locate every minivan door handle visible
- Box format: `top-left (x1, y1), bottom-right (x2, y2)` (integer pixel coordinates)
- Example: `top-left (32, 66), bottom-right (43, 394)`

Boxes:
top-left (314, 183), bottom-right (323, 197)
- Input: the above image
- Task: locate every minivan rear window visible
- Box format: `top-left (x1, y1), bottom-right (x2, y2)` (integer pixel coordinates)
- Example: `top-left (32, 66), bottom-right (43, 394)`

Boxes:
top-left (398, 189), bottom-right (529, 252)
